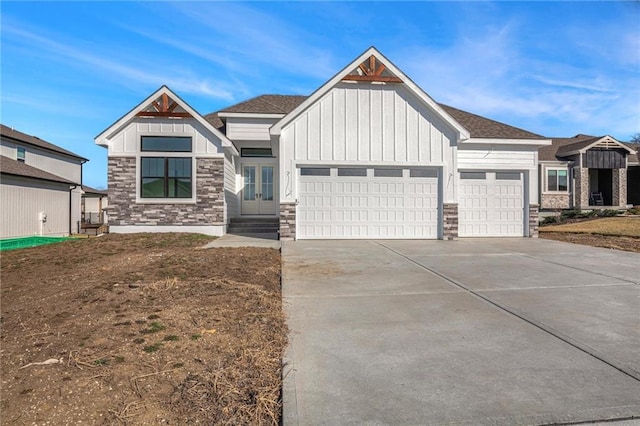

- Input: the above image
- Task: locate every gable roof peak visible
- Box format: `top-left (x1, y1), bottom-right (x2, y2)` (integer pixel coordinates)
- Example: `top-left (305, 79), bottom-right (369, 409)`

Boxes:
top-left (270, 46), bottom-right (470, 139)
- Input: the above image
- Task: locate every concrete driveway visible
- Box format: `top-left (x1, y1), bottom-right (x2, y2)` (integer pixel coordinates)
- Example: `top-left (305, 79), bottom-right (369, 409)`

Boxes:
top-left (282, 239), bottom-right (640, 425)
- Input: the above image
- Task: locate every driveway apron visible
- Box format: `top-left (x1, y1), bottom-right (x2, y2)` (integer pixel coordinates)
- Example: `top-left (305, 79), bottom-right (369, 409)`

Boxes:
top-left (282, 239), bottom-right (640, 425)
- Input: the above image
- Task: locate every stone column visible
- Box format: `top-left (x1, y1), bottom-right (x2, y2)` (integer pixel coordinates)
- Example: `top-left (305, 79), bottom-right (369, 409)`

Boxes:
top-left (574, 167), bottom-right (590, 208)
top-left (612, 168), bottom-right (627, 207)
top-left (279, 202), bottom-right (296, 240)
top-left (442, 203), bottom-right (458, 240)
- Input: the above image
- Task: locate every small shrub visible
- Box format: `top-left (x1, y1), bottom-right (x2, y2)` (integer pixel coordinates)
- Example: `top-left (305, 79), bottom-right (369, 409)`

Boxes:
top-left (133, 338), bottom-right (145, 344)
top-left (95, 358), bottom-right (109, 366)
top-left (143, 343), bottom-right (162, 353)
top-left (627, 207), bottom-right (640, 215)
top-left (141, 321), bottom-right (165, 334)
top-left (190, 334), bottom-right (201, 341)
top-left (561, 210), bottom-right (579, 219)
top-left (147, 314), bottom-right (160, 320)
top-left (541, 216), bottom-right (558, 225)
top-left (597, 209), bottom-right (619, 217)
top-left (164, 335), bottom-right (179, 342)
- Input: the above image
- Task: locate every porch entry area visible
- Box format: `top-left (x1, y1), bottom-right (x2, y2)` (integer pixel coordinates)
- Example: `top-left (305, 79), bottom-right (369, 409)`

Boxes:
top-left (588, 169), bottom-right (612, 206)
top-left (241, 163), bottom-right (276, 215)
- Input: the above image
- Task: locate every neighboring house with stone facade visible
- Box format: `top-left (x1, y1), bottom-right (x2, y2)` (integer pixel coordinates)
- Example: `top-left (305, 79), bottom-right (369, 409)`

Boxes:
top-left (538, 135), bottom-right (638, 210)
top-left (97, 46), bottom-right (555, 240)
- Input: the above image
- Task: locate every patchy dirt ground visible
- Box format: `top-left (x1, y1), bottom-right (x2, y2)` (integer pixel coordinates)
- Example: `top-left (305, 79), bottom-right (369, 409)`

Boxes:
top-left (540, 232), bottom-right (640, 253)
top-left (0, 233), bottom-right (285, 425)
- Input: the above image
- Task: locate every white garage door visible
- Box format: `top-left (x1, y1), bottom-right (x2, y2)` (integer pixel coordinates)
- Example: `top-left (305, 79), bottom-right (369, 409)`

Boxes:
top-left (298, 167), bottom-right (439, 239)
top-left (459, 171), bottom-right (525, 237)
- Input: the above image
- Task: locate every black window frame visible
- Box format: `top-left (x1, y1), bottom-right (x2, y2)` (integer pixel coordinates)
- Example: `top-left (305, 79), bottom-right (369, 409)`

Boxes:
top-left (140, 157), bottom-right (193, 199)
top-left (241, 148), bottom-right (273, 157)
top-left (141, 136), bottom-right (192, 152)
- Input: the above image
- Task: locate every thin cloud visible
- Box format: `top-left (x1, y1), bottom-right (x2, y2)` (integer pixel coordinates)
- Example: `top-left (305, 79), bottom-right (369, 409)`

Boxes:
top-left (2, 21), bottom-right (235, 101)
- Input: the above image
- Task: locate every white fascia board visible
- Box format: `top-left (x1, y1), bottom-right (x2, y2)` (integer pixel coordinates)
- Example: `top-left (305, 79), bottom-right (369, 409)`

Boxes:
top-left (94, 85), bottom-right (239, 156)
top-left (464, 138), bottom-right (552, 147)
top-left (269, 46), bottom-right (470, 140)
top-left (539, 160), bottom-right (570, 166)
top-left (218, 112), bottom-right (285, 119)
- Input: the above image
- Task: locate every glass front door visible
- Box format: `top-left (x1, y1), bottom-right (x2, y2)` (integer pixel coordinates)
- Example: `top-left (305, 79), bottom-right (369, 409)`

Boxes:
top-left (241, 164), bottom-right (276, 215)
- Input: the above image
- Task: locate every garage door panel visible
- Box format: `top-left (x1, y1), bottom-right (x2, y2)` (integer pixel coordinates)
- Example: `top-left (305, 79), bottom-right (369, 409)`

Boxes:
top-left (298, 168), bottom-right (439, 239)
top-left (459, 172), bottom-right (524, 237)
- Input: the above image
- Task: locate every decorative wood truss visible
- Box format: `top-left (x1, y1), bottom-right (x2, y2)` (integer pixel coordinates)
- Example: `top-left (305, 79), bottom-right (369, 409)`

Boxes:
top-left (342, 55), bottom-right (403, 83)
top-left (136, 93), bottom-right (191, 118)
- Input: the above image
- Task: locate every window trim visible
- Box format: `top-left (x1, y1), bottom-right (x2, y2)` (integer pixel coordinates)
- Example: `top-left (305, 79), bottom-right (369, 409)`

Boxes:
top-left (136, 155), bottom-right (196, 204)
top-left (545, 168), bottom-right (569, 193)
top-left (140, 157), bottom-right (193, 199)
top-left (16, 146), bottom-right (26, 163)
top-left (141, 136), bottom-right (192, 152)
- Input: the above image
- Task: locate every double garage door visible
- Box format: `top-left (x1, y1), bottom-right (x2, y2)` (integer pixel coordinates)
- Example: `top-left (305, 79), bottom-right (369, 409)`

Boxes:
top-left (298, 167), bottom-right (439, 239)
top-left (297, 167), bottom-right (526, 239)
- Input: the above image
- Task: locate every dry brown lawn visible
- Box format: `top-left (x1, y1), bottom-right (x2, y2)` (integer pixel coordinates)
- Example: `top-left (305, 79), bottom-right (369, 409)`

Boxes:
top-left (1, 233), bottom-right (285, 425)
top-left (540, 216), bottom-right (640, 253)
top-left (539, 217), bottom-right (640, 237)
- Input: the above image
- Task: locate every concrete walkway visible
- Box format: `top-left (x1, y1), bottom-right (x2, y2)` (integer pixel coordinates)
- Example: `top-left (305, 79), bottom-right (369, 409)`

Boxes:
top-left (282, 239), bottom-right (640, 425)
top-left (202, 233), bottom-right (280, 249)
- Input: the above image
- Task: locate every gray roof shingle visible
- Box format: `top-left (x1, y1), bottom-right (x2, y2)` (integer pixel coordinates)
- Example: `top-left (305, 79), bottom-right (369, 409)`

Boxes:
top-left (0, 155), bottom-right (75, 184)
top-left (207, 94), bottom-right (545, 140)
top-left (1, 124), bottom-right (87, 161)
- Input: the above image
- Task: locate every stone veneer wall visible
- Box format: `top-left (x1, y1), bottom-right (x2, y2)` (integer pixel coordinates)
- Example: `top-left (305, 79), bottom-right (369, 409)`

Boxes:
top-left (279, 202), bottom-right (296, 240)
top-left (528, 204), bottom-right (539, 238)
top-left (574, 167), bottom-right (590, 208)
top-left (540, 194), bottom-right (570, 210)
top-left (612, 168), bottom-right (627, 207)
top-left (107, 157), bottom-right (224, 226)
top-left (442, 203), bottom-right (458, 240)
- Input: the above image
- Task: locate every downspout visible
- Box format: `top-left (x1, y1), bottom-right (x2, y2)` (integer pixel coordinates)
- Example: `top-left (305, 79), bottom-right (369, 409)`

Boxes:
top-left (69, 184), bottom-right (78, 235)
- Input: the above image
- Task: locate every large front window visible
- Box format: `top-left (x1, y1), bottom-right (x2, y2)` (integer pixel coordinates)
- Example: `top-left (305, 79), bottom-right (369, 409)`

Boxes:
top-left (547, 169), bottom-right (568, 192)
top-left (141, 157), bottom-right (192, 198)
top-left (140, 136), bottom-right (193, 199)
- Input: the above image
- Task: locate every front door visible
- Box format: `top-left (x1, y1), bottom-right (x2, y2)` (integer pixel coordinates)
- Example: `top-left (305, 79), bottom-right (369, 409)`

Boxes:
top-left (241, 164), bottom-right (276, 215)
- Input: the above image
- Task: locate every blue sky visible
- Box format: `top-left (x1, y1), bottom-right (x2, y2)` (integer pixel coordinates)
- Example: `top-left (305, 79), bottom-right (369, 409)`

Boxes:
top-left (2, 1), bottom-right (639, 188)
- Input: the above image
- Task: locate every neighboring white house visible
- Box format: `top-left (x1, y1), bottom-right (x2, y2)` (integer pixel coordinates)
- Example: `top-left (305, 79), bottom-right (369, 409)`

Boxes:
top-left (97, 46), bottom-right (556, 240)
top-left (0, 124), bottom-right (88, 239)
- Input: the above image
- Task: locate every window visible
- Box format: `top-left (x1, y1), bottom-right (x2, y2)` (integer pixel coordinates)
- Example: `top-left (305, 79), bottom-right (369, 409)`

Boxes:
top-left (141, 157), bottom-right (192, 198)
top-left (17, 147), bottom-right (26, 163)
top-left (374, 168), bottom-right (403, 177)
top-left (337, 168), bottom-right (366, 177)
top-left (241, 148), bottom-right (272, 157)
top-left (496, 172), bottom-right (521, 181)
top-left (460, 172), bottom-right (486, 180)
top-left (410, 168), bottom-right (438, 178)
top-left (141, 136), bottom-right (191, 152)
top-left (300, 167), bottom-right (330, 176)
top-left (547, 169), bottom-right (568, 192)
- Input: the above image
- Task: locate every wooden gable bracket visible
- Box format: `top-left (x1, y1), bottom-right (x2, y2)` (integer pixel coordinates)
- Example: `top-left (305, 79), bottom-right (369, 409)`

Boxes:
top-left (136, 93), bottom-right (192, 118)
top-left (342, 55), bottom-right (403, 83)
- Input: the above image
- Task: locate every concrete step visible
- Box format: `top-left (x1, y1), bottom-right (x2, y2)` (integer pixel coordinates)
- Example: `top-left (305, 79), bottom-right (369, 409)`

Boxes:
top-left (230, 217), bottom-right (279, 224)
top-left (228, 228), bottom-right (279, 234)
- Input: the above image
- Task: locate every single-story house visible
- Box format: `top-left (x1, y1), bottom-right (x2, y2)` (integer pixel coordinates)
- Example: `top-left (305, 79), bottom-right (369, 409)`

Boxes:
top-left (539, 135), bottom-right (638, 210)
top-left (97, 46), bottom-right (633, 240)
top-left (1, 124), bottom-right (90, 239)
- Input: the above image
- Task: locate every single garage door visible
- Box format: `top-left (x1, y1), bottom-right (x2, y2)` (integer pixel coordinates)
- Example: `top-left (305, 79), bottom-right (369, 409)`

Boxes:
top-left (459, 171), bottom-right (525, 237)
top-left (298, 167), bottom-right (439, 239)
